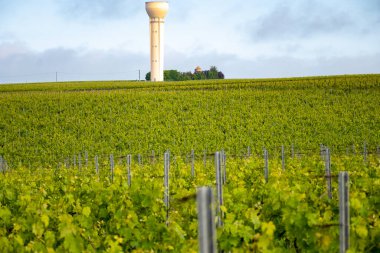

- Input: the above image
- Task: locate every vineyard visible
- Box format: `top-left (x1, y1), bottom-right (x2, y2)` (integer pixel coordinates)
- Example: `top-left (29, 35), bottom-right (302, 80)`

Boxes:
top-left (0, 74), bottom-right (380, 252)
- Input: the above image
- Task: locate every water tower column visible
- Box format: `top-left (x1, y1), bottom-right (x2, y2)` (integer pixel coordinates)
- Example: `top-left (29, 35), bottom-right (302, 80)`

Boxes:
top-left (150, 17), bottom-right (165, 81)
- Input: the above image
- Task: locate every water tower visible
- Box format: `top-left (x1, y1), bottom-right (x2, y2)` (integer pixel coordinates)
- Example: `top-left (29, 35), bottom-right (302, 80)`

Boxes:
top-left (145, 1), bottom-right (169, 82)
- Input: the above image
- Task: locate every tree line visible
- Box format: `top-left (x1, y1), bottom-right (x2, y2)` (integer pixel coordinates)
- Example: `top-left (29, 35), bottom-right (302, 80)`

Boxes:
top-left (146, 66), bottom-right (225, 81)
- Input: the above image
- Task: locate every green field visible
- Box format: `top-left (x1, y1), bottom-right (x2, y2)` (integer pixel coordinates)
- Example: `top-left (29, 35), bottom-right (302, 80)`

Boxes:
top-left (0, 75), bottom-right (379, 252)
top-left (1, 74), bottom-right (379, 167)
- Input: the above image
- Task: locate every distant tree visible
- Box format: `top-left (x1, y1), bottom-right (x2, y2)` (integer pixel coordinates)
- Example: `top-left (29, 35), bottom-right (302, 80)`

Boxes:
top-left (145, 66), bottom-right (224, 81)
top-left (164, 70), bottom-right (181, 81)
top-left (182, 72), bottom-right (193, 81)
top-left (208, 66), bottom-right (219, 79)
top-left (194, 71), bottom-right (206, 80)
top-left (145, 72), bottom-right (151, 81)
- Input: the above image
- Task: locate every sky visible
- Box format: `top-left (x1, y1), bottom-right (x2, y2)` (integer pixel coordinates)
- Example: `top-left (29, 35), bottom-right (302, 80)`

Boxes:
top-left (0, 0), bottom-right (379, 83)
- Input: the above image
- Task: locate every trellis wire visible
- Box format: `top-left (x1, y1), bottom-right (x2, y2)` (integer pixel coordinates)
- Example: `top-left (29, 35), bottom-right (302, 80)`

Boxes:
top-left (339, 172), bottom-right (349, 253)
top-left (197, 187), bottom-right (217, 253)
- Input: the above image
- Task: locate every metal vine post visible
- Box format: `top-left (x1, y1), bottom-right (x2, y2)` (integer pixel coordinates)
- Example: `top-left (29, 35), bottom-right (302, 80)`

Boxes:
top-left (164, 151), bottom-right (170, 223)
top-left (339, 172), bottom-right (349, 253)
top-left (325, 147), bottom-right (332, 199)
top-left (95, 155), bottom-right (99, 175)
top-left (191, 149), bottom-right (195, 177)
top-left (215, 151), bottom-right (223, 227)
top-left (127, 154), bottom-right (132, 187)
top-left (110, 154), bottom-right (114, 183)
top-left (264, 148), bottom-right (269, 183)
top-left (281, 145), bottom-right (285, 171)
top-left (197, 187), bottom-right (217, 253)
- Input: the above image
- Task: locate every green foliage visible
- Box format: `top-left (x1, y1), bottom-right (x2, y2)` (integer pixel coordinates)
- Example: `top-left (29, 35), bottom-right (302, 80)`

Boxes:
top-left (145, 66), bottom-right (225, 81)
top-left (208, 66), bottom-right (219, 79)
top-left (0, 74), bottom-right (379, 251)
top-left (145, 71), bottom-right (151, 81)
top-left (0, 75), bottom-right (379, 167)
top-left (164, 70), bottom-right (181, 81)
top-left (0, 155), bottom-right (379, 251)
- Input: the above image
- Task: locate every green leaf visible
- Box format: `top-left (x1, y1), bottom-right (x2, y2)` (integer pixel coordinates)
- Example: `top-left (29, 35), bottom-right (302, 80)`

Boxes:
top-left (32, 222), bottom-right (44, 238)
top-left (355, 225), bottom-right (368, 238)
top-left (41, 214), bottom-right (49, 227)
top-left (82, 206), bottom-right (91, 217)
top-left (0, 207), bottom-right (12, 224)
top-left (63, 234), bottom-right (83, 253)
top-left (261, 222), bottom-right (275, 237)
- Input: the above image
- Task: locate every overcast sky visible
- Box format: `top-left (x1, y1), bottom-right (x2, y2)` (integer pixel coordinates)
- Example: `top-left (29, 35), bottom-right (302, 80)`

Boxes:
top-left (0, 0), bottom-right (379, 83)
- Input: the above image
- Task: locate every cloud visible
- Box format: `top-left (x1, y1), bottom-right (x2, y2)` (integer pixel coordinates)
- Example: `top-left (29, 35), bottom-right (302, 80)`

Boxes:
top-left (56, 0), bottom-right (142, 21)
top-left (1, 44), bottom-right (379, 83)
top-left (0, 32), bottom-right (17, 42)
top-left (246, 1), bottom-right (353, 41)
top-left (166, 49), bottom-right (380, 79)
top-left (245, 55), bottom-right (380, 78)
top-left (165, 1), bottom-right (193, 22)
top-left (1, 1), bottom-right (379, 83)
top-left (0, 42), bottom-right (29, 59)
top-left (0, 45), bottom-right (148, 83)
top-left (361, 0), bottom-right (380, 14)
